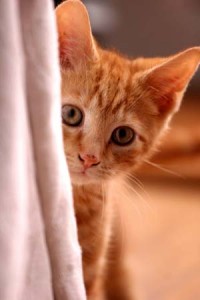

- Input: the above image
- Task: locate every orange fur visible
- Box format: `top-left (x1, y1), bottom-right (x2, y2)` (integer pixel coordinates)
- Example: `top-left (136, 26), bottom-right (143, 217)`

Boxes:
top-left (56, 1), bottom-right (200, 299)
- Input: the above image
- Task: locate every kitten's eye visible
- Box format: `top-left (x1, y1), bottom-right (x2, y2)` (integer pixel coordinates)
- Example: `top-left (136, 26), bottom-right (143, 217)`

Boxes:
top-left (111, 126), bottom-right (136, 146)
top-left (62, 105), bottom-right (83, 127)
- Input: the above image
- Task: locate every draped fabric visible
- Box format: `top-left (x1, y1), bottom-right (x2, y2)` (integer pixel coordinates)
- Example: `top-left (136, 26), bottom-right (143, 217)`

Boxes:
top-left (0, 1), bottom-right (86, 299)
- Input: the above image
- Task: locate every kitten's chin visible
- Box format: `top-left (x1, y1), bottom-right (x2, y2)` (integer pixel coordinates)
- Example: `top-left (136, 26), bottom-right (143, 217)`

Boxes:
top-left (70, 171), bottom-right (102, 186)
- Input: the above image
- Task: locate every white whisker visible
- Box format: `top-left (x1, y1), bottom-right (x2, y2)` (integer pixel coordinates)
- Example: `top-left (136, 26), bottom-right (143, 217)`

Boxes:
top-left (143, 159), bottom-right (185, 179)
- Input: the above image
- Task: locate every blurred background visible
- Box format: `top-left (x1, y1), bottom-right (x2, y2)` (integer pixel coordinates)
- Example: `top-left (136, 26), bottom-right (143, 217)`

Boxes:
top-left (55, 1), bottom-right (200, 299)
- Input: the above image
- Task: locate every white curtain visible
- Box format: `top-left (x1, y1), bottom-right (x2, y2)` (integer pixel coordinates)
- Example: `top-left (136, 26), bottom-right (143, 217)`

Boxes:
top-left (0, 1), bottom-right (86, 299)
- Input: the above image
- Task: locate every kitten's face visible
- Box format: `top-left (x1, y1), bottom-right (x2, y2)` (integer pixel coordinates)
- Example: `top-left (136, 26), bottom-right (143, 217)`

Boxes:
top-left (61, 53), bottom-right (163, 185)
top-left (56, 0), bottom-right (200, 185)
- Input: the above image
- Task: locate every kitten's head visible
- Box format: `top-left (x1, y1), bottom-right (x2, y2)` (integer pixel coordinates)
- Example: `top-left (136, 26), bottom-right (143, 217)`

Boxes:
top-left (56, 0), bottom-right (200, 185)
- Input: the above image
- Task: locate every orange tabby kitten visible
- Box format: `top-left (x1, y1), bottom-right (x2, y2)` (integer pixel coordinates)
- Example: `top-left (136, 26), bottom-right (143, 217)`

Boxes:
top-left (56, 1), bottom-right (200, 299)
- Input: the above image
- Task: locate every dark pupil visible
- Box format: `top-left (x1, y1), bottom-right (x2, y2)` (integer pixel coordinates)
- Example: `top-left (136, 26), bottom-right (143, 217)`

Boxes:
top-left (68, 108), bottom-right (76, 118)
top-left (118, 128), bottom-right (127, 139)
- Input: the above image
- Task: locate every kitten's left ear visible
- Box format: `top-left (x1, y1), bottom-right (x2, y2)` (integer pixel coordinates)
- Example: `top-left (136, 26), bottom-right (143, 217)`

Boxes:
top-left (55, 0), bottom-right (98, 70)
top-left (142, 47), bottom-right (200, 114)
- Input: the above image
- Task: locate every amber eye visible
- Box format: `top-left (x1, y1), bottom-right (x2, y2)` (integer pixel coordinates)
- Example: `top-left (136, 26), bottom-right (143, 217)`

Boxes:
top-left (111, 126), bottom-right (136, 146)
top-left (62, 105), bottom-right (83, 127)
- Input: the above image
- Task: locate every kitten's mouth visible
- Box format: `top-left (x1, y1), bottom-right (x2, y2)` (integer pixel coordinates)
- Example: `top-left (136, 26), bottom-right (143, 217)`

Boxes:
top-left (73, 170), bottom-right (89, 177)
top-left (70, 168), bottom-right (97, 185)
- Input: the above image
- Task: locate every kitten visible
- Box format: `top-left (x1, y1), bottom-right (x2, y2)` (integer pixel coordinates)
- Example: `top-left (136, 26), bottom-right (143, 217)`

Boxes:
top-left (56, 1), bottom-right (200, 299)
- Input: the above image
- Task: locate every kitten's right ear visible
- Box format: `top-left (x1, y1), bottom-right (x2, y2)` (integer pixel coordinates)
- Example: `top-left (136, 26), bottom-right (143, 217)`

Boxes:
top-left (55, 0), bottom-right (98, 70)
top-left (141, 47), bottom-right (200, 115)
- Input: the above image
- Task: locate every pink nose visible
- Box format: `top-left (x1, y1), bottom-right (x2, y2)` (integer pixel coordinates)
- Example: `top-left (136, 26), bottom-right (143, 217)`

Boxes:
top-left (78, 153), bottom-right (100, 169)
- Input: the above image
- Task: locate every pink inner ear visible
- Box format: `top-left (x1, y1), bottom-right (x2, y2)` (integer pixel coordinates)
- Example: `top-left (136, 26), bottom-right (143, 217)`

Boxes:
top-left (156, 93), bottom-right (174, 114)
top-left (58, 30), bottom-right (90, 68)
top-left (148, 73), bottom-right (188, 95)
top-left (146, 74), bottom-right (188, 115)
top-left (58, 35), bottom-right (73, 69)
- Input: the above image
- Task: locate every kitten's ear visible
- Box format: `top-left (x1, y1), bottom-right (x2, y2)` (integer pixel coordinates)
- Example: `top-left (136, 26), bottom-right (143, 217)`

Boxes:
top-left (55, 0), bottom-right (98, 70)
top-left (143, 47), bottom-right (200, 114)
